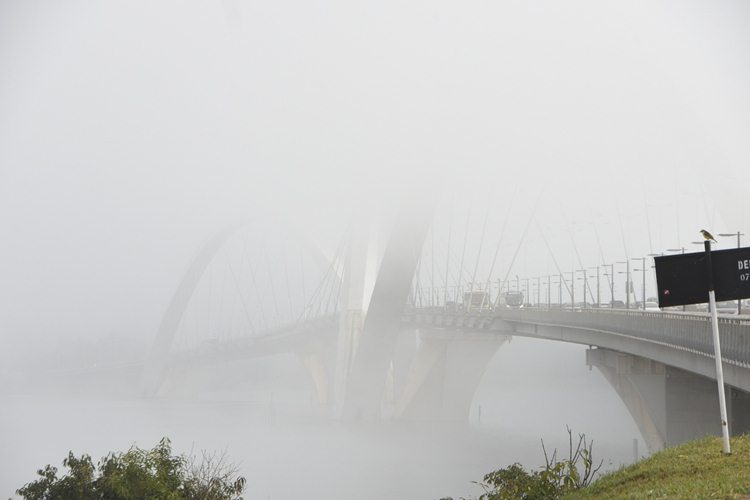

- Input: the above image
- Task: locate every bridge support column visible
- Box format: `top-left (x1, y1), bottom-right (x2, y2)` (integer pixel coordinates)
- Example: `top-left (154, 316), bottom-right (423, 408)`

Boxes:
top-left (393, 330), bottom-right (509, 421)
top-left (341, 196), bottom-right (434, 421)
top-left (587, 348), bottom-right (750, 454)
top-left (333, 217), bottom-right (376, 415)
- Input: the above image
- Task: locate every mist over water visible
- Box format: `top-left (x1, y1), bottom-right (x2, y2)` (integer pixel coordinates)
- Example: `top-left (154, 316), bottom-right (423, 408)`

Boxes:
top-left (1, 337), bottom-right (639, 500)
top-left (2, 1), bottom-right (749, 499)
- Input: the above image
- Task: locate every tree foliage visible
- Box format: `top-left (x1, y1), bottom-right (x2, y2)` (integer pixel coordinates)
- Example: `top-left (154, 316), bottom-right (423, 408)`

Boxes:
top-left (15, 438), bottom-right (246, 500)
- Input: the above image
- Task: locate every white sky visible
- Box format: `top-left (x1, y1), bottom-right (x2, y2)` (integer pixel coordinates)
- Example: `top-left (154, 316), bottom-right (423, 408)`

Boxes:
top-left (1, 1), bottom-right (749, 344)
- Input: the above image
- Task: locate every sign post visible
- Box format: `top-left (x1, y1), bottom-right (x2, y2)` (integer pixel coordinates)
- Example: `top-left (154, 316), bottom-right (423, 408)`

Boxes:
top-left (703, 241), bottom-right (731, 454)
top-left (654, 242), bottom-right (750, 455)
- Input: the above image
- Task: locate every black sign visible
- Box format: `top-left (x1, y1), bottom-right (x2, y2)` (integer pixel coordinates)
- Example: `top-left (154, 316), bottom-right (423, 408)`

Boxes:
top-left (654, 247), bottom-right (750, 307)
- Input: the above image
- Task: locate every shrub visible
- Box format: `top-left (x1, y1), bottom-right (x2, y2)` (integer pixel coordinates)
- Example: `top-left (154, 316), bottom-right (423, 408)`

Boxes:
top-left (449, 427), bottom-right (603, 500)
top-left (15, 438), bottom-right (246, 500)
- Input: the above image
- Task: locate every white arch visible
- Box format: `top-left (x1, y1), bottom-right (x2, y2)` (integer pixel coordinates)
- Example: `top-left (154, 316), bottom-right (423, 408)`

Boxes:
top-left (141, 219), bottom-right (333, 396)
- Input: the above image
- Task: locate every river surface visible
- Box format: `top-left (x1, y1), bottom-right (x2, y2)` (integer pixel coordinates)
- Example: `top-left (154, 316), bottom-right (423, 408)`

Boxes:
top-left (1, 337), bottom-right (642, 499)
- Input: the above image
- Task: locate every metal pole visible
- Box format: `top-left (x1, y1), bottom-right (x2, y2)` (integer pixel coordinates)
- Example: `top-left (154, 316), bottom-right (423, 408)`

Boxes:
top-left (559, 273), bottom-right (562, 307)
top-left (642, 257), bottom-right (646, 310)
top-left (596, 266), bottom-right (600, 307)
top-left (626, 260), bottom-right (631, 309)
top-left (682, 249), bottom-right (686, 313)
top-left (705, 240), bottom-right (731, 454)
top-left (547, 275), bottom-right (551, 308)
top-left (537, 276), bottom-right (541, 306)
top-left (570, 271), bottom-right (575, 308)
top-left (525, 278), bottom-right (530, 306)
top-left (584, 271), bottom-right (588, 308)
top-left (609, 264), bottom-right (614, 306)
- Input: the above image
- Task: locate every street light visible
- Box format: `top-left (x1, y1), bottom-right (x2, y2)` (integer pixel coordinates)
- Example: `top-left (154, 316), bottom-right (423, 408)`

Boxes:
top-left (576, 269), bottom-right (589, 308)
top-left (719, 232), bottom-right (745, 315)
top-left (546, 275), bottom-right (552, 308)
top-left (589, 266), bottom-right (601, 307)
top-left (601, 263), bottom-right (615, 306)
top-left (525, 278), bottom-right (530, 306)
top-left (632, 257), bottom-right (646, 310)
top-left (536, 276), bottom-right (541, 307)
top-left (568, 271), bottom-right (575, 308)
top-left (617, 260), bottom-right (631, 309)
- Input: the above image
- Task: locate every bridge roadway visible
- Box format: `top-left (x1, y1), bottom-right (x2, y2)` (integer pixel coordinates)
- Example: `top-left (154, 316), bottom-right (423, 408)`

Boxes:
top-left (181, 307), bottom-right (750, 395)
top-left (404, 307), bottom-right (750, 393)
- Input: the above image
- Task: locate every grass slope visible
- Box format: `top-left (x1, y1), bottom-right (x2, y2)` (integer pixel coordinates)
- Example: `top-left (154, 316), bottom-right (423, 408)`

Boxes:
top-left (568, 435), bottom-right (750, 499)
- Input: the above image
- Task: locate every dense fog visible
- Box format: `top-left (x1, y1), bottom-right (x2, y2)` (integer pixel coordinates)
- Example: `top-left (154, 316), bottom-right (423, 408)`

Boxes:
top-left (1, 1), bottom-right (749, 498)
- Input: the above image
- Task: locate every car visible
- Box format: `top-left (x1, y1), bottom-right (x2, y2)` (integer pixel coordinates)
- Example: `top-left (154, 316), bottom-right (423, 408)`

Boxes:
top-left (716, 301), bottom-right (739, 315)
top-left (644, 301), bottom-right (660, 311)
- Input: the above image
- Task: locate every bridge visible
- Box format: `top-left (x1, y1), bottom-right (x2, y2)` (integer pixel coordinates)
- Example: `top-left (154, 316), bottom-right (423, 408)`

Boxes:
top-left (142, 200), bottom-right (750, 454)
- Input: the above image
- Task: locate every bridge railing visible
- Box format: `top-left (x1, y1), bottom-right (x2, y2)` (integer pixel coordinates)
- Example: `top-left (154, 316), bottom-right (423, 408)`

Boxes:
top-left (492, 307), bottom-right (750, 367)
top-left (406, 305), bottom-right (750, 368)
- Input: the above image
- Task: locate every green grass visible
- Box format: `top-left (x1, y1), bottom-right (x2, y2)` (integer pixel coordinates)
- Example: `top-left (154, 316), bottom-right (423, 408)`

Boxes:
top-left (567, 434), bottom-right (750, 499)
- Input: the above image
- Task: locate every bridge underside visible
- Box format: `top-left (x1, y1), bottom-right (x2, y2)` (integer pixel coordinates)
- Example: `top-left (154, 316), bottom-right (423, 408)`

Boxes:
top-left (497, 318), bottom-right (750, 394)
top-left (588, 348), bottom-right (750, 453)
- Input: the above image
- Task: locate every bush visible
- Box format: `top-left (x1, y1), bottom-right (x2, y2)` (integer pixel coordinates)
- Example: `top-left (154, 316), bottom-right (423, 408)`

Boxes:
top-left (447, 427), bottom-right (603, 500)
top-left (15, 438), bottom-right (246, 500)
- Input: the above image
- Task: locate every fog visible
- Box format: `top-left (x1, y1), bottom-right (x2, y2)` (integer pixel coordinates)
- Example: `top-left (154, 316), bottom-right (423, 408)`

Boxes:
top-left (1, 1), bottom-right (750, 498)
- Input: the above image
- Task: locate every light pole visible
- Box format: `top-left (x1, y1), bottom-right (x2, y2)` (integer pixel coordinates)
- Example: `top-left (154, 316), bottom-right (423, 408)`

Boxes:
top-left (589, 266), bottom-right (600, 307)
top-left (617, 260), bottom-right (631, 309)
top-left (633, 257), bottom-right (646, 310)
top-left (602, 263), bottom-right (615, 306)
top-left (577, 269), bottom-right (588, 308)
top-left (647, 253), bottom-right (662, 304)
top-left (525, 278), bottom-right (530, 306)
top-left (569, 271), bottom-right (575, 308)
top-left (547, 274), bottom-right (552, 309)
top-left (719, 232), bottom-right (745, 315)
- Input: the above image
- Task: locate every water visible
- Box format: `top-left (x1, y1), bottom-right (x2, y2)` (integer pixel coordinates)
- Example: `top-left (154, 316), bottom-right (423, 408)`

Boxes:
top-left (1, 337), bottom-right (641, 499)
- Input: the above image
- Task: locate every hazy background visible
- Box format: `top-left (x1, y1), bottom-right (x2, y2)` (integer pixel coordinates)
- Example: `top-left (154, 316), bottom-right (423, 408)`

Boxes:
top-left (1, 1), bottom-right (749, 498)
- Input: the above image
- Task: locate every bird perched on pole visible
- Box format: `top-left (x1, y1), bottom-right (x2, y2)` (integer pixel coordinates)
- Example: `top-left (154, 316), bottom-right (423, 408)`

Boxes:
top-left (700, 229), bottom-right (717, 243)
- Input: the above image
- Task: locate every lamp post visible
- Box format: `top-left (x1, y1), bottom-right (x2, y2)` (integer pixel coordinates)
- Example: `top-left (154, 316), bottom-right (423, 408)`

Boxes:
top-left (647, 253), bottom-right (662, 306)
top-left (617, 260), bottom-right (631, 309)
top-left (577, 269), bottom-right (588, 308)
top-left (536, 276), bottom-right (541, 307)
top-left (589, 266), bottom-right (600, 307)
top-left (569, 271), bottom-right (575, 308)
top-left (602, 263), bottom-right (615, 306)
top-left (525, 278), bottom-right (530, 306)
top-left (632, 257), bottom-right (646, 310)
top-left (719, 232), bottom-right (745, 315)
top-left (547, 274), bottom-right (552, 309)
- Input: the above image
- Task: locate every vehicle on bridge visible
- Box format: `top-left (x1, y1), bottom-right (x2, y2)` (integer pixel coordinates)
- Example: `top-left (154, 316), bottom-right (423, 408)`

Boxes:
top-left (462, 290), bottom-right (492, 310)
top-left (497, 291), bottom-right (524, 308)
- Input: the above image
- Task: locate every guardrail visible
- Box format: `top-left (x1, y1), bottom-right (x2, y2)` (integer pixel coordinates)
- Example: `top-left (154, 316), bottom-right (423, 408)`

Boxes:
top-left (408, 307), bottom-right (750, 368)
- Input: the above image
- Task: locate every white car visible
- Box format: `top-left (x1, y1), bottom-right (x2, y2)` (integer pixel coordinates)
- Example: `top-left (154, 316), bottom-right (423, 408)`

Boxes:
top-left (644, 301), bottom-right (660, 312)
